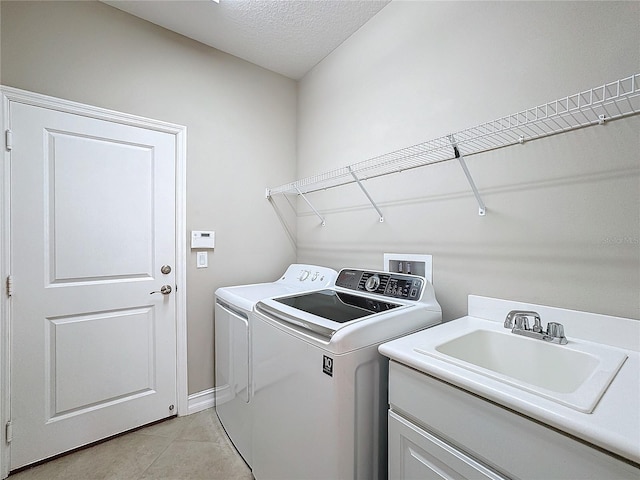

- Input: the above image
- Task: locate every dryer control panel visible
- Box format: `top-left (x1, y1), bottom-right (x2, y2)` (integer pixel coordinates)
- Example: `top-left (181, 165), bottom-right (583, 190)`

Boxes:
top-left (336, 269), bottom-right (424, 300)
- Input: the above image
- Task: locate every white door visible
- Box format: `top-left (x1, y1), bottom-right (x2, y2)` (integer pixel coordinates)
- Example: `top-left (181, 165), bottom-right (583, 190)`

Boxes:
top-left (9, 101), bottom-right (177, 469)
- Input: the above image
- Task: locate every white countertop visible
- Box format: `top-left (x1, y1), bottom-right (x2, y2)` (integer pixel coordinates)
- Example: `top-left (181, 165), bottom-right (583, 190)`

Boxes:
top-left (379, 296), bottom-right (640, 464)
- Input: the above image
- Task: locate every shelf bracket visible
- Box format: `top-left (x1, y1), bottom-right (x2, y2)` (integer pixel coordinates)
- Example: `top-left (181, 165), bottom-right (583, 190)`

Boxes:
top-left (295, 187), bottom-right (326, 226)
top-left (449, 134), bottom-right (486, 216)
top-left (348, 166), bottom-right (384, 222)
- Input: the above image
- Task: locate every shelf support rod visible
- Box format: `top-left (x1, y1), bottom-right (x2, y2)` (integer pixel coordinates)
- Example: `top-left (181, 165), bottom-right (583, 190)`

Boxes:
top-left (348, 166), bottom-right (384, 222)
top-left (448, 134), bottom-right (486, 216)
top-left (295, 187), bottom-right (326, 226)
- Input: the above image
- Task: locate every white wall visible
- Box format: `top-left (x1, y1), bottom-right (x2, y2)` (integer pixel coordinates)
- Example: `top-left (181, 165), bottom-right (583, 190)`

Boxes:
top-left (0, 1), bottom-right (298, 394)
top-left (295, 1), bottom-right (640, 321)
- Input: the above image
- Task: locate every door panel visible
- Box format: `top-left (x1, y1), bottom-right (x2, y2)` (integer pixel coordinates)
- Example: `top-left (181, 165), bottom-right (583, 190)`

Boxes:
top-left (10, 102), bottom-right (177, 469)
top-left (48, 131), bottom-right (155, 281)
top-left (48, 307), bottom-right (155, 418)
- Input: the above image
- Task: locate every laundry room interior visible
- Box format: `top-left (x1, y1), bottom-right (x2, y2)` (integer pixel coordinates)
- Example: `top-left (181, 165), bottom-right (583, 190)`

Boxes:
top-left (1, 1), bottom-right (639, 479)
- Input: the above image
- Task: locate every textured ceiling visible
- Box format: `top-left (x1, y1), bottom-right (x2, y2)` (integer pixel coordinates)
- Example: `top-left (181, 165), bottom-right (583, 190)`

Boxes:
top-left (103, 0), bottom-right (391, 80)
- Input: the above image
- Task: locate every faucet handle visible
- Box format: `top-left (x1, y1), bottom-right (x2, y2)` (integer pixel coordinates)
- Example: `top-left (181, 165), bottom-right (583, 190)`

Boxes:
top-left (514, 314), bottom-right (530, 330)
top-left (547, 322), bottom-right (568, 344)
top-left (547, 322), bottom-right (563, 336)
top-left (504, 310), bottom-right (540, 330)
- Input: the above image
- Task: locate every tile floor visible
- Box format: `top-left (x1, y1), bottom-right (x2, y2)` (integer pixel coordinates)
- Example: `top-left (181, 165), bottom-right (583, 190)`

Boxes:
top-left (9, 408), bottom-right (253, 480)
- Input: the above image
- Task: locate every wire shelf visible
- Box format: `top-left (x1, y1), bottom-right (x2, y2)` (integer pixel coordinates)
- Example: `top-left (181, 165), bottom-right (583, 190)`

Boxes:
top-left (267, 74), bottom-right (640, 198)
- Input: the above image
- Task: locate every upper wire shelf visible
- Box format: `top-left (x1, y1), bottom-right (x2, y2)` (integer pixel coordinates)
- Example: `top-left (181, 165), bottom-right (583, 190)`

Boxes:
top-left (267, 74), bottom-right (640, 199)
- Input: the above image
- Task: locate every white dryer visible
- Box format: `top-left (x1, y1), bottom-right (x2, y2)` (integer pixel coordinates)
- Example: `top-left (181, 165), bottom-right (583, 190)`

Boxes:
top-left (252, 268), bottom-right (442, 479)
top-left (214, 264), bottom-right (337, 467)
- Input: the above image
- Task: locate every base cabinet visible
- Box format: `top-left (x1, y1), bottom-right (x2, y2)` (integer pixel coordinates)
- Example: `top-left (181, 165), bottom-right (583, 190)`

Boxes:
top-left (388, 361), bottom-right (640, 480)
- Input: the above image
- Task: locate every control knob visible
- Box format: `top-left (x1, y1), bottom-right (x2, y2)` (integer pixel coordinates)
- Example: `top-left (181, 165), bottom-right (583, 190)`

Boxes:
top-left (365, 274), bottom-right (380, 292)
top-left (298, 270), bottom-right (310, 281)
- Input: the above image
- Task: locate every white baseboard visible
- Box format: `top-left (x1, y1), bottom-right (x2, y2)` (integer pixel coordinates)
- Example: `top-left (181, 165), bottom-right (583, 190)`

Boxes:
top-left (186, 388), bottom-right (215, 415)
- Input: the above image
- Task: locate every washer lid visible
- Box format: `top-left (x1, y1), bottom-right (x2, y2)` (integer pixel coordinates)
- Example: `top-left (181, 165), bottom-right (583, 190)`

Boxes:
top-left (216, 283), bottom-right (301, 312)
top-left (274, 289), bottom-right (401, 323)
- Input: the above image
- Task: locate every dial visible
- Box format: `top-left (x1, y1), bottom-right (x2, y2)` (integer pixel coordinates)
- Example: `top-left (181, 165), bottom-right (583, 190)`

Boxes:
top-left (365, 275), bottom-right (380, 292)
top-left (298, 270), bottom-right (310, 281)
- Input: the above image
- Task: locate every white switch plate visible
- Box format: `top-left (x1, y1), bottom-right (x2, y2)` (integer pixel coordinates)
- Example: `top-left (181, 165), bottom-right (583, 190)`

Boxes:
top-left (196, 251), bottom-right (208, 268)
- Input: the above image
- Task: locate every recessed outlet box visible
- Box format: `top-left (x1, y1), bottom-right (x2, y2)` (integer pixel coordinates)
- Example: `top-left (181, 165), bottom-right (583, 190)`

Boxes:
top-left (384, 253), bottom-right (433, 284)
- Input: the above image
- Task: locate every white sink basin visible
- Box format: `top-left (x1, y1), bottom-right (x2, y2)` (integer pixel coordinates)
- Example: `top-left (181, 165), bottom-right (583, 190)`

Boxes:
top-left (415, 327), bottom-right (627, 413)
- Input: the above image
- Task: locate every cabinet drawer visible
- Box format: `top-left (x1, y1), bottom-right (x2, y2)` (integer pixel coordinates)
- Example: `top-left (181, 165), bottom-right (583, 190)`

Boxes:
top-left (389, 361), bottom-right (639, 479)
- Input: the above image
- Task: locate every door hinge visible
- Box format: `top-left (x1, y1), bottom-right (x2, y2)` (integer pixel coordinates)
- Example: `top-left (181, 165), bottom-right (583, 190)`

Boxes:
top-left (6, 275), bottom-right (13, 297)
top-left (5, 421), bottom-right (12, 444)
top-left (5, 129), bottom-right (12, 151)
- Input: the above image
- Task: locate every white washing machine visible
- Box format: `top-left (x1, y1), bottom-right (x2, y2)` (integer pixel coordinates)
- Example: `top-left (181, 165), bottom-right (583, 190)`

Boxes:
top-left (251, 268), bottom-right (442, 479)
top-left (214, 264), bottom-right (337, 467)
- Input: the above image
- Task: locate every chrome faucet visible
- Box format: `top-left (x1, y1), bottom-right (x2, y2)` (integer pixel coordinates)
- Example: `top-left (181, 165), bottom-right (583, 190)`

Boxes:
top-left (504, 310), bottom-right (568, 345)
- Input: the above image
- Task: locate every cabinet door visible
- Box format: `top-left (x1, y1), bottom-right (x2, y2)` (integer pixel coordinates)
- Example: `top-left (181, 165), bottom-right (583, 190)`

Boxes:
top-left (389, 411), bottom-right (505, 480)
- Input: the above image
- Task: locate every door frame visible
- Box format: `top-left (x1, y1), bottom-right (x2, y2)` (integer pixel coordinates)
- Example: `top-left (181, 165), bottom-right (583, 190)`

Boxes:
top-left (0, 86), bottom-right (188, 478)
